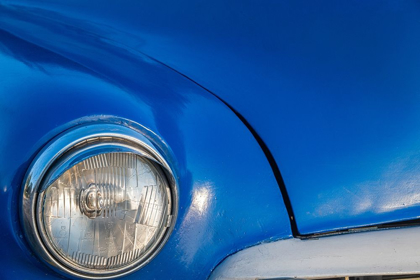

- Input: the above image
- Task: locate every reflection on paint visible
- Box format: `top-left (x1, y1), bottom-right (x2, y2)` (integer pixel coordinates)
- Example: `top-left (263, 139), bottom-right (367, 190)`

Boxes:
top-left (177, 182), bottom-right (214, 265)
top-left (315, 152), bottom-right (420, 217)
top-left (191, 186), bottom-right (211, 215)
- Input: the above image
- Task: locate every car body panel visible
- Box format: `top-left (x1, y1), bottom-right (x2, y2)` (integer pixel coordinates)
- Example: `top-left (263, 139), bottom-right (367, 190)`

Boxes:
top-left (0, 24), bottom-right (291, 279)
top-left (2, 0), bottom-right (420, 234)
top-left (1, 1), bottom-right (420, 278)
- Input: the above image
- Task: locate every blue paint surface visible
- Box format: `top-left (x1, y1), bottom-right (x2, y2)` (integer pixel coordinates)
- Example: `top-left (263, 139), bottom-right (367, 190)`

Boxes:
top-left (2, 0), bottom-right (418, 235)
top-left (1, 1), bottom-right (420, 278)
top-left (0, 14), bottom-right (291, 280)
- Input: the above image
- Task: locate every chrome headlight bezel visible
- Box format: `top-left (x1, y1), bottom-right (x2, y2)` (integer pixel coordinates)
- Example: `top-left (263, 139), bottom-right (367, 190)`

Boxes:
top-left (21, 122), bottom-right (178, 279)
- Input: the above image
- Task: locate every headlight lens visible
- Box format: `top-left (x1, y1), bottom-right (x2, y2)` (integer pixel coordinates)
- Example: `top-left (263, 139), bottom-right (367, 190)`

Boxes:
top-left (42, 152), bottom-right (170, 270)
top-left (21, 123), bottom-right (177, 279)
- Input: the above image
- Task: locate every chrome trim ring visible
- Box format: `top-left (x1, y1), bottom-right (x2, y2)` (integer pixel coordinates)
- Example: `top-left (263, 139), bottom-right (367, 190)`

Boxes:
top-left (21, 122), bottom-right (178, 279)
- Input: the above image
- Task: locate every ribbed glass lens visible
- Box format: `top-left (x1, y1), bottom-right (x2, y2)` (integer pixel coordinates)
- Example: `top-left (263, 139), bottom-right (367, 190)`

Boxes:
top-left (41, 152), bottom-right (170, 271)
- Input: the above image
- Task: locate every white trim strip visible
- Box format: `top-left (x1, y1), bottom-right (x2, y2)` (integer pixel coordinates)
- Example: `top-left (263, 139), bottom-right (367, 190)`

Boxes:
top-left (209, 226), bottom-right (420, 280)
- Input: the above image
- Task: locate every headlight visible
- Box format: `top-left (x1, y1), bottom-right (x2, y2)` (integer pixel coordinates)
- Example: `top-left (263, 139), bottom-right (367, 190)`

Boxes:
top-left (21, 122), bottom-right (177, 279)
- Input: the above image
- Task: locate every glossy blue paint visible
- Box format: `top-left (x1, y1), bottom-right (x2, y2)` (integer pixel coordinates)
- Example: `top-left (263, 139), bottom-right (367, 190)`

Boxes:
top-left (1, 2), bottom-right (420, 277)
top-left (2, 0), bottom-right (419, 235)
top-left (0, 18), bottom-right (292, 280)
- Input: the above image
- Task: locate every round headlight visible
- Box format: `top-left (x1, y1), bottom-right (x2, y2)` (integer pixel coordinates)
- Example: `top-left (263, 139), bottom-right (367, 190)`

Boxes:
top-left (21, 123), bottom-right (177, 279)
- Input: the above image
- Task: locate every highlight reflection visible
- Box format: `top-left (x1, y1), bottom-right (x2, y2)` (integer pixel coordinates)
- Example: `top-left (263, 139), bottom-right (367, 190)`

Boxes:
top-left (177, 182), bottom-right (214, 265)
top-left (191, 186), bottom-right (211, 215)
top-left (315, 151), bottom-right (420, 217)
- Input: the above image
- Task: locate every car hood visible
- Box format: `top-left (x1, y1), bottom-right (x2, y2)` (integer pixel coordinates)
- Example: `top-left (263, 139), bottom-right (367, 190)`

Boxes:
top-left (2, 1), bottom-right (420, 234)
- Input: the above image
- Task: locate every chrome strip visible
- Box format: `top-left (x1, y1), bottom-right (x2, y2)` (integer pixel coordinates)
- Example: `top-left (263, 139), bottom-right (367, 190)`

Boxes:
top-left (209, 226), bottom-right (420, 280)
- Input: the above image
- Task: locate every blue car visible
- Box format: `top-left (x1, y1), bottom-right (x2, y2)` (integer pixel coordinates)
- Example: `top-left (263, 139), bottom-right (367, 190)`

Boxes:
top-left (1, 1), bottom-right (420, 279)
